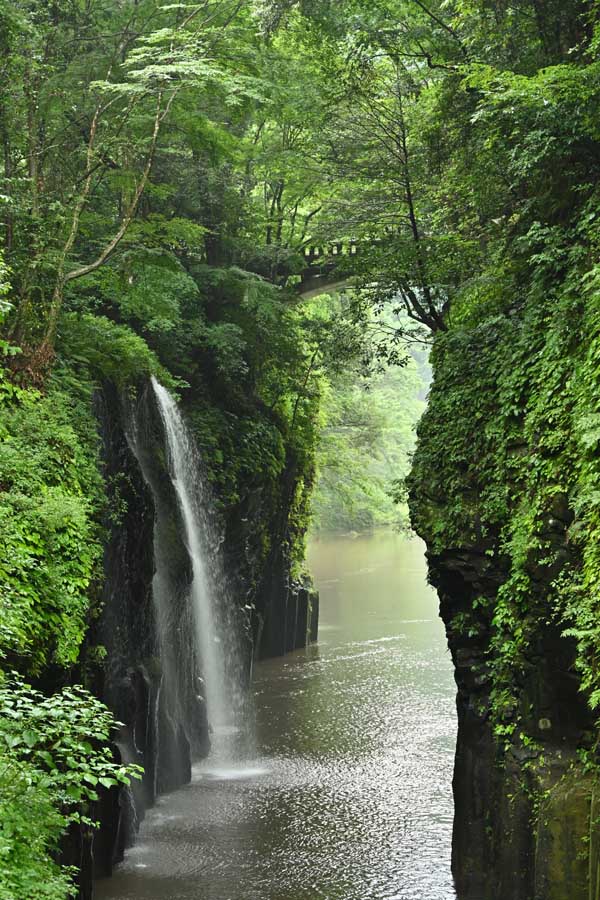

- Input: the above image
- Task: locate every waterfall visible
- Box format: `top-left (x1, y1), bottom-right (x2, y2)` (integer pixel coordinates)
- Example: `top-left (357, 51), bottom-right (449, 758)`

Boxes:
top-left (125, 392), bottom-right (196, 795)
top-left (151, 378), bottom-right (247, 761)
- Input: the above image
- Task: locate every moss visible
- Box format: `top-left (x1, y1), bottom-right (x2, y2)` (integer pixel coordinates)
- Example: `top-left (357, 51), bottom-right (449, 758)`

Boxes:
top-left (534, 770), bottom-right (592, 899)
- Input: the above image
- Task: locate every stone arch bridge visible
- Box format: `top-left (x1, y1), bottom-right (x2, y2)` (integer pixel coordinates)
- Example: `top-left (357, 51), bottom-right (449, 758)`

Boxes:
top-left (296, 241), bottom-right (363, 298)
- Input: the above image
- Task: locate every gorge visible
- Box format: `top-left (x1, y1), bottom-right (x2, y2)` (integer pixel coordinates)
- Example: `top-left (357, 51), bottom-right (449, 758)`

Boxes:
top-left (2, 1), bottom-right (600, 899)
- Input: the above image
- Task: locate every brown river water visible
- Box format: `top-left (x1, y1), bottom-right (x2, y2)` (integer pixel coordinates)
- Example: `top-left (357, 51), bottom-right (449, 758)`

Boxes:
top-left (95, 531), bottom-right (457, 900)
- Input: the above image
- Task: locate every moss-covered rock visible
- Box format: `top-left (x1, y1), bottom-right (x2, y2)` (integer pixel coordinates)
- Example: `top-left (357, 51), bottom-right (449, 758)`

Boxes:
top-left (409, 288), bottom-right (600, 897)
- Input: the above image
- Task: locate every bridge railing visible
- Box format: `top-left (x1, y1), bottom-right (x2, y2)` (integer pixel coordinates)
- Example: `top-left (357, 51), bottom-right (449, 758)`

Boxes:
top-left (302, 242), bottom-right (359, 265)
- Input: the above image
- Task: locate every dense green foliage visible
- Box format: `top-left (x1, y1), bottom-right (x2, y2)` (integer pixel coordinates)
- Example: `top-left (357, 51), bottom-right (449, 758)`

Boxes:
top-left (0, 357), bottom-right (140, 895)
top-left (312, 356), bottom-right (427, 533)
top-left (392, 0), bottom-right (600, 760)
top-left (0, 676), bottom-right (139, 900)
top-left (0, 373), bottom-right (103, 672)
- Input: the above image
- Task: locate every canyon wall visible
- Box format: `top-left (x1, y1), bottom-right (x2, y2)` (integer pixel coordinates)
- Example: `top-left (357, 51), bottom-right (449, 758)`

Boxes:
top-left (409, 300), bottom-right (600, 899)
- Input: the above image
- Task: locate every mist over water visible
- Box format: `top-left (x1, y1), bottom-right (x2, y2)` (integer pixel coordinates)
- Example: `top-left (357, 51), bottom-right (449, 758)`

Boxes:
top-left (96, 531), bottom-right (456, 900)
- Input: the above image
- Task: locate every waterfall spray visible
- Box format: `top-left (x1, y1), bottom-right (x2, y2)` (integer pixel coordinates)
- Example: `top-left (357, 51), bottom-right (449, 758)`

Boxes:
top-left (151, 378), bottom-right (248, 761)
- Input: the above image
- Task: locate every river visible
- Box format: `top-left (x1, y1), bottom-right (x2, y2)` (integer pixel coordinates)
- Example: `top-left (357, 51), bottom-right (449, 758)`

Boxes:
top-left (95, 531), bottom-right (457, 900)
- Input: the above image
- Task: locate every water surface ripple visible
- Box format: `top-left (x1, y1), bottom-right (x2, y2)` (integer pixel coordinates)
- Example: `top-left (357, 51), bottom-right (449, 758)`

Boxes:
top-left (96, 532), bottom-right (457, 900)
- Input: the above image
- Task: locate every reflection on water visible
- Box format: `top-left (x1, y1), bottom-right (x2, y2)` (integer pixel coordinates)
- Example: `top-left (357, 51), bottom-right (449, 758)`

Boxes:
top-left (96, 532), bottom-right (457, 900)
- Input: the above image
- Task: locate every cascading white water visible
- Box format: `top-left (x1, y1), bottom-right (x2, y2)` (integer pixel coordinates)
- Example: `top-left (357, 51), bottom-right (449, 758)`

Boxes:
top-left (151, 377), bottom-right (247, 761)
top-left (126, 397), bottom-right (194, 794)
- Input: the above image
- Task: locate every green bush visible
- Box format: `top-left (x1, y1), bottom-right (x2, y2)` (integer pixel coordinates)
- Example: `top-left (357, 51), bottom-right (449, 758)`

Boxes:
top-left (0, 676), bottom-right (141, 900)
top-left (0, 376), bottom-right (103, 672)
top-left (58, 313), bottom-right (178, 389)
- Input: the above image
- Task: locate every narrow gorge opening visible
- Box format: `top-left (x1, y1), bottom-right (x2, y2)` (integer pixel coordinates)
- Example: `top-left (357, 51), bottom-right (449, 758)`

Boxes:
top-left (90, 343), bottom-right (459, 900)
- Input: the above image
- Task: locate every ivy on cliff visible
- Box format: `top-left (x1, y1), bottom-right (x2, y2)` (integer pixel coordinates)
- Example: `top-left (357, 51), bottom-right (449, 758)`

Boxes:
top-left (405, 13), bottom-right (600, 757)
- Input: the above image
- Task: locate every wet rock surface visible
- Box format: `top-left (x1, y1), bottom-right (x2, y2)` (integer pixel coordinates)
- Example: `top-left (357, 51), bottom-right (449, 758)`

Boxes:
top-left (428, 544), bottom-right (593, 900)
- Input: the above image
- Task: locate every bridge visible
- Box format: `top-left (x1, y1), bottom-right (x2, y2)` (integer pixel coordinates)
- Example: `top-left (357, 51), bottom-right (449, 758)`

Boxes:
top-left (296, 241), bottom-right (362, 298)
top-left (293, 237), bottom-right (446, 332)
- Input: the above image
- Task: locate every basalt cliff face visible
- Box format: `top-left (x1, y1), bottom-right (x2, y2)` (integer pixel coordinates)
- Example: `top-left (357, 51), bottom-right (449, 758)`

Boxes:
top-left (426, 544), bottom-right (592, 900)
top-left (409, 299), bottom-right (600, 900)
